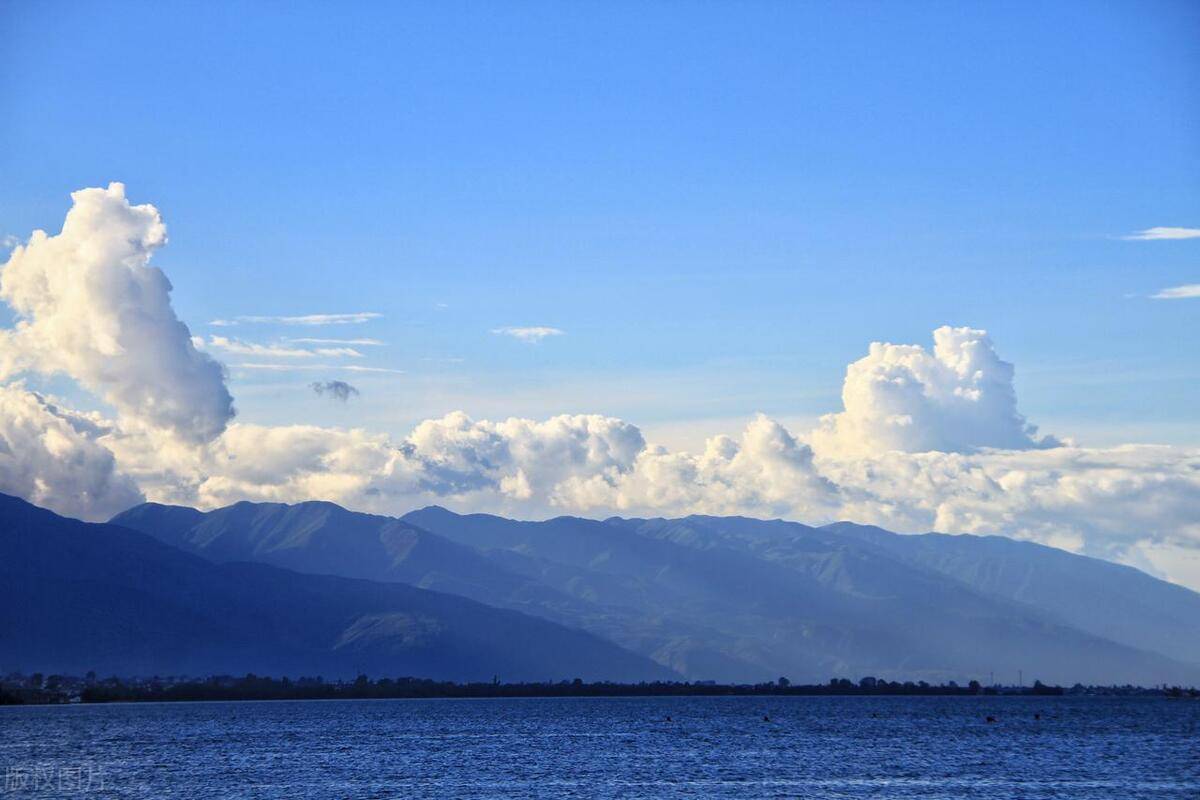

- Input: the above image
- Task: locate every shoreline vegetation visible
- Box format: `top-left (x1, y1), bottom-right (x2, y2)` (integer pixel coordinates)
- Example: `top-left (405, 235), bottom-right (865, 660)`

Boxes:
top-left (2, 673), bottom-right (1197, 706)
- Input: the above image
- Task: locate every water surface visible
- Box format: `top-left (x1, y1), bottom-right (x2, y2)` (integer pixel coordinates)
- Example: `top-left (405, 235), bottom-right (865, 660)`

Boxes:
top-left (2, 695), bottom-right (1197, 798)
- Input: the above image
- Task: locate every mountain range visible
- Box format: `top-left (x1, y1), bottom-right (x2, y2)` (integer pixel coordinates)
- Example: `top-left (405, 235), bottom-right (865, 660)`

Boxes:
top-left (0, 493), bottom-right (670, 681)
top-left (105, 498), bottom-right (1200, 685)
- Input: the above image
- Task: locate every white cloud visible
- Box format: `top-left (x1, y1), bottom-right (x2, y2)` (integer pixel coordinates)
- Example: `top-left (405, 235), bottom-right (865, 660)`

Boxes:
top-left (231, 363), bottom-right (403, 374)
top-left (0, 183), bottom-right (234, 443)
top-left (103, 409), bottom-right (1198, 588)
top-left (1151, 283), bottom-right (1200, 300)
top-left (284, 337), bottom-right (385, 346)
top-left (811, 326), bottom-right (1058, 457)
top-left (492, 326), bottom-right (565, 343)
top-left (0, 384), bottom-right (142, 520)
top-left (207, 336), bottom-right (363, 358)
top-left (1122, 226), bottom-right (1200, 241)
top-left (342, 365), bottom-right (404, 374)
top-left (210, 312), bottom-right (382, 326)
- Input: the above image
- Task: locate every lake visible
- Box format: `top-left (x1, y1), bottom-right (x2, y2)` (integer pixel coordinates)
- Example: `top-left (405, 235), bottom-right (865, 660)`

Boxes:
top-left (1, 695), bottom-right (1197, 798)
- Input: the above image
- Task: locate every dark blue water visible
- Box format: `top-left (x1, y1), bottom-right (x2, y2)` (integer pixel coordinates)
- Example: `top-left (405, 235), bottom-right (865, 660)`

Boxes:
top-left (1, 696), bottom-right (1197, 798)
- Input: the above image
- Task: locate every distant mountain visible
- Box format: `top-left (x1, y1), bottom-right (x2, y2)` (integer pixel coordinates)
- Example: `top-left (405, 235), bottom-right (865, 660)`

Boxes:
top-left (113, 499), bottom-right (1200, 685)
top-left (414, 508), bottom-right (1200, 685)
top-left (112, 501), bottom-right (602, 624)
top-left (0, 493), bottom-right (672, 681)
top-left (824, 521), bottom-right (1200, 667)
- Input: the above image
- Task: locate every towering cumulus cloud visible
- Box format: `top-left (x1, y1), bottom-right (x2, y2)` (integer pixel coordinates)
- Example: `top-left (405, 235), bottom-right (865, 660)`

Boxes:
top-left (812, 326), bottom-right (1056, 456)
top-left (0, 184), bottom-right (233, 442)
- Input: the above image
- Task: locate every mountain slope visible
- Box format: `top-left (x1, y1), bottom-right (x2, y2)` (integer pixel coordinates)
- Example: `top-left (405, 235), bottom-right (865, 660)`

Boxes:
top-left (408, 508), bottom-right (1200, 685)
top-left (824, 522), bottom-right (1200, 667)
top-left (112, 500), bottom-right (601, 627)
top-left (111, 499), bottom-right (1200, 685)
top-left (0, 494), bottom-right (673, 681)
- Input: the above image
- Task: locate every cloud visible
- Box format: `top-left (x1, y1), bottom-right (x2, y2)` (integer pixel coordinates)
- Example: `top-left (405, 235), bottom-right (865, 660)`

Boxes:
top-left (557, 414), bottom-right (840, 518)
top-left (111, 412), bottom-right (652, 514)
top-left (104, 409), bottom-right (1198, 589)
top-left (1151, 284), bottom-right (1200, 300)
top-left (492, 326), bottom-right (565, 343)
top-left (0, 183), bottom-right (234, 443)
top-left (285, 337), bottom-right (385, 346)
top-left (311, 380), bottom-right (360, 402)
top-left (0, 384), bottom-right (142, 520)
top-left (816, 444), bottom-right (1200, 571)
top-left (1122, 226), bottom-right (1200, 241)
top-left (210, 313), bottom-right (382, 326)
top-left (232, 363), bottom-right (403, 374)
top-left (811, 326), bottom-right (1059, 457)
top-left (207, 336), bottom-right (363, 358)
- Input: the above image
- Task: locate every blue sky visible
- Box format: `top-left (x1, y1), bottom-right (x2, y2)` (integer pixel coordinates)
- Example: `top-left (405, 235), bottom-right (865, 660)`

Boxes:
top-left (2, 0), bottom-right (1197, 448)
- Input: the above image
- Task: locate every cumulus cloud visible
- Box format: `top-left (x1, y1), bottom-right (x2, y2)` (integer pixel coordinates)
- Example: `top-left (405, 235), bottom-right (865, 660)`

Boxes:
top-left (1122, 226), bottom-right (1200, 241)
top-left (0, 183), bottom-right (234, 443)
top-left (109, 412), bottom-right (651, 516)
top-left (0, 384), bottom-right (142, 520)
top-left (1151, 283), bottom-right (1200, 300)
top-left (210, 312), bottom-right (382, 326)
top-left (311, 380), bottom-right (360, 401)
top-left (492, 326), bottom-right (565, 343)
top-left (104, 405), bottom-right (1198, 588)
top-left (818, 444), bottom-right (1200, 575)
top-left (105, 411), bottom-right (827, 530)
top-left (557, 415), bottom-right (840, 518)
top-left (811, 326), bottom-right (1058, 457)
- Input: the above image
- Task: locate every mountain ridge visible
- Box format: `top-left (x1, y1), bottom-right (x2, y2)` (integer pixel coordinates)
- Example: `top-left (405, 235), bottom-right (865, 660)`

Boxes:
top-left (111, 498), bottom-right (1200, 685)
top-left (0, 493), bottom-right (673, 682)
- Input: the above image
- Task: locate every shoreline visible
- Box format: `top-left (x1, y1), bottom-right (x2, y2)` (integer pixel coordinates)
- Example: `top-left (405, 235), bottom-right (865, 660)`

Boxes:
top-left (5, 675), bottom-right (1196, 706)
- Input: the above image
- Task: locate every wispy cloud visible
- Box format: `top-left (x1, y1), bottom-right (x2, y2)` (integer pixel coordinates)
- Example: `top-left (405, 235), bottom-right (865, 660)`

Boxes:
top-left (209, 312), bottom-right (383, 326)
top-left (1, 234), bottom-right (20, 251)
top-left (342, 365), bottom-right (405, 374)
top-left (284, 337), bottom-right (385, 346)
top-left (1122, 227), bottom-right (1200, 241)
top-left (311, 380), bottom-right (360, 401)
top-left (233, 363), bottom-right (404, 374)
top-left (1151, 283), bottom-right (1200, 300)
top-left (207, 336), bottom-right (363, 358)
top-left (491, 326), bottom-right (565, 343)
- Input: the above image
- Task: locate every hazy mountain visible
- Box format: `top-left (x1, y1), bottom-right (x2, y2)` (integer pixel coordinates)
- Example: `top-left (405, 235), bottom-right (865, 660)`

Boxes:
top-left (112, 501), bottom-right (602, 625)
top-left (412, 508), bottom-right (1200, 685)
top-left (112, 498), bottom-right (1200, 685)
top-left (0, 493), bottom-right (672, 681)
top-left (824, 521), bottom-right (1200, 667)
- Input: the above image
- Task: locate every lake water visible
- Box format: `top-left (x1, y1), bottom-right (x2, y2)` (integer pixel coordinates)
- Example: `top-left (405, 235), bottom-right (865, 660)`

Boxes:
top-left (1, 696), bottom-right (1197, 798)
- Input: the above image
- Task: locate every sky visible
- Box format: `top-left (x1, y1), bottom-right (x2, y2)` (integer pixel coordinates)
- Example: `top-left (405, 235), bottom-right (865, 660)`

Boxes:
top-left (1, 2), bottom-right (1198, 586)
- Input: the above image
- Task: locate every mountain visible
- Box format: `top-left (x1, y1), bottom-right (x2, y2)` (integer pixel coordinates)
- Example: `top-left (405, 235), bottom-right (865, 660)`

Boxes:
top-left (0, 493), bottom-right (673, 681)
top-left (113, 499), bottom-right (1200, 685)
top-left (111, 501), bottom-right (602, 625)
top-left (824, 522), bottom-right (1200, 667)
top-left (413, 508), bottom-right (1200, 685)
